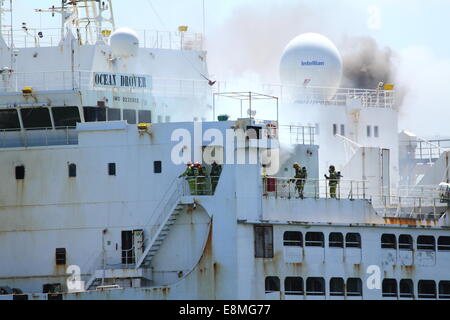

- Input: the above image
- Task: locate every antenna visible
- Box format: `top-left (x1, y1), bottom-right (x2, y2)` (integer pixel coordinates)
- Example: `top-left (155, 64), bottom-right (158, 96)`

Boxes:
top-left (35, 0), bottom-right (116, 45)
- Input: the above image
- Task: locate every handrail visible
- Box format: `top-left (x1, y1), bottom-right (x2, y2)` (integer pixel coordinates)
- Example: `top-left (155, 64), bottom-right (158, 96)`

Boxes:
top-left (135, 177), bottom-right (183, 269)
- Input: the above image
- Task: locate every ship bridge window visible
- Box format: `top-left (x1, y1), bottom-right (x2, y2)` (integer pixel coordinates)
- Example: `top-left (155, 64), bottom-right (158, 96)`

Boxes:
top-left (306, 277), bottom-right (325, 296)
top-left (400, 279), bottom-right (414, 298)
top-left (381, 234), bottom-right (396, 249)
top-left (305, 232), bottom-right (324, 247)
top-left (84, 107), bottom-right (106, 122)
top-left (438, 236), bottom-right (450, 251)
top-left (285, 277), bottom-right (303, 295)
top-left (52, 107), bottom-right (81, 128)
top-left (399, 234), bottom-right (413, 250)
top-left (439, 281), bottom-right (450, 299)
top-left (123, 109), bottom-right (137, 124)
top-left (382, 279), bottom-right (398, 298)
top-left (254, 226), bottom-right (273, 258)
top-left (0, 109), bottom-right (20, 130)
top-left (345, 233), bottom-right (361, 248)
top-left (329, 233), bottom-right (343, 248)
top-left (55, 248), bottom-right (66, 265)
top-left (417, 236), bottom-right (435, 251)
top-left (265, 277), bottom-right (280, 293)
top-left (346, 278), bottom-right (362, 297)
top-left (283, 231), bottom-right (303, 247)
top-left (107, 108), bottom-right (121, 121)
top-left (15, 165), bottom-right (25, 180)
top-left (418, 280), bottom-right (436, 299)
top-left (138, 110), bottom-right (152, 124)
top-left (21, 108), bottom-right (52, 129)
top-left (330, 278), bottom-right (344, 296)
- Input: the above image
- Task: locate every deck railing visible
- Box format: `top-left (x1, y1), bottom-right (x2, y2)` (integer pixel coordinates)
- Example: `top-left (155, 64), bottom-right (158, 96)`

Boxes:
top-left (0, 127), bottom-right (77, 148)
top-left (262, 177), bottom-right (368, 200)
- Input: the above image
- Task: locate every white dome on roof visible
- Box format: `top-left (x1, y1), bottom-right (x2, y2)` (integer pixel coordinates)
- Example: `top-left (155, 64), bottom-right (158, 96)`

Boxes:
top-left (110, 27), bottom-right (139, 58)
top-left (279, 33), bottom-right (343, 100)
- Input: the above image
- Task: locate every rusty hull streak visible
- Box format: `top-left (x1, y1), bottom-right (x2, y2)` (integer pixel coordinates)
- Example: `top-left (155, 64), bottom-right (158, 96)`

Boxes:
top-left (383, 218), bottom-right (439, 227)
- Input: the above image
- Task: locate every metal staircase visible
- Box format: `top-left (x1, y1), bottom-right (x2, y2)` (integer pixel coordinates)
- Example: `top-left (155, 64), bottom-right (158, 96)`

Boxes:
top-left (84, 178), bottom-right (193, 291)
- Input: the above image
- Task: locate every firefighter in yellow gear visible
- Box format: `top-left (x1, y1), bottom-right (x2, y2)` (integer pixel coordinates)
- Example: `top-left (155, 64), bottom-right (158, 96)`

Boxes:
top-left (324, 165), bottom-right (339, 199)
top-left (179, 161), bottom-right (195, 195)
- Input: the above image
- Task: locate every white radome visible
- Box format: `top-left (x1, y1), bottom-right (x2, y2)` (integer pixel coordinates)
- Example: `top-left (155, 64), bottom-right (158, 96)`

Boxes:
top-left (110, 27), bottom-right (140, 58)
top-left (280, 33), bottom-right (343, 100)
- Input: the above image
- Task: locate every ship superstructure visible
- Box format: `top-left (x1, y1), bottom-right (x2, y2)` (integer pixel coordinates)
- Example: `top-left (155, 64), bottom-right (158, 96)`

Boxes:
top-left (0, 1), bottom-right (449, 301)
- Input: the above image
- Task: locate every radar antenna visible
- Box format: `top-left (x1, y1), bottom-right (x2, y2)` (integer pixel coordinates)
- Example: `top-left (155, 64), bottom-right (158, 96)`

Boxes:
top-left (35, 0), bottom-right (116, 45)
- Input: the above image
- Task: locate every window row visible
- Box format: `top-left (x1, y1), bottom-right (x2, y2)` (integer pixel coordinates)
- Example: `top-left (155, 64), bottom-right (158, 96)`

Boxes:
top-left (381, 234), bottom-right (450, 251)
top-left (265, 277), bottom-right (363, 297)
top-left (283, 231), bottom-right (361, 248)
top-left (382, 279), bottom-right (450, 299)
top-left (0, 107), bottom-right (152, 130)
top-left (15, 161), bottom-right (163, 179)
top-left (255, 227), bottom-right (450, 259)
top-left (265, 277), bottom-right (450, 299)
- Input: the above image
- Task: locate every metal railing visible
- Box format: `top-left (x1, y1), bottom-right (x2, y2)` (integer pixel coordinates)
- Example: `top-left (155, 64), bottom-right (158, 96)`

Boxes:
top-left (0, 127), bottom-right (77, 148)
top-left (215, 82), bottom-right (395, 109)
top-left (2, 28), bottom-right (204, 51)
top-left (371, 194), bottom-right (448, 220)
top-left (262, 177), bottom-right (368, 200)
top-left (180, 176), bottom-right (221, 196)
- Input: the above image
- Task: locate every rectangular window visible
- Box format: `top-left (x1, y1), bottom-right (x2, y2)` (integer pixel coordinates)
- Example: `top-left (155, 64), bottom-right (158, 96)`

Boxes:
top-left (333, 124), bottom-right (338, 136)
top-left (52, 107), bottom-right (81, 128)
top-left (367, 125), bottom-right (372, 137)
top-left (283, 231), bottom-right (303, 247)
top-left (306, 277), bottom-right (325, 296)
top-left (254, 226), bottom-right (273, 258)
top-left (0, 109), bottom-right (20, 130)
top-left (340, 124), bottom-right (345, 136)
top-left (306, 232), bottom-right (324, 247)
top-left (123, 109), bottom-right (137, 124)
top-left (381, 234), bottom-right (396, 249)
top-left (285, 277), bottom-right (303, 295)
top-left (382, 279), bottom-right (398, 298)
top-left (438, 236), bottom-right (450, 251)
top-left (347, 278), bottom-right (363, 296)
top-left (345, 233), bottom-right (361, 248)
top-left (108, 163), bottom-right (116, 176)
top-left (83, 107), bottom-right (106, 122)
top-left (68, 163), bottom-right (77, 178)
top-left (399, 235), bottom-right (413, 250)
top-left (265, 277), bottom-right (280, 293)
top-left (417, 236), bottom-right (435, 251)
top-left (329, 233), bottom-right (343, 248)
top-left (55, 248), bottom-right (66, 265)
top-left (439, 281), bottom-right (450, 299)
top-left (400, 279), bottom-right (414, 298)
top-left (15, 165), bottom-right (25, 180)
top-left (418, 280), bottom-right (436, 299)
top-left (374, 126), bottom-right (379, 138)
top-left (330, 278), bottom-right (344, 296)
top-left (154, 161), bottom-right (162, 174)
top-left (138, 110), bottom-right (152, 123)
top-left (107, 108), bottom-right (121, 121)
top-left (21, 108), bottom-right (52, 129)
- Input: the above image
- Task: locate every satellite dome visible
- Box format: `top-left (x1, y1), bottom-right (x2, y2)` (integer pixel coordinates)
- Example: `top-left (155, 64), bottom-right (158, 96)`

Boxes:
top-left (110, 27), bottom-right (139, 58)
top-left (279, 33), bottom-right (343, 100)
